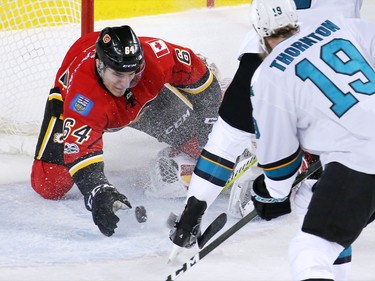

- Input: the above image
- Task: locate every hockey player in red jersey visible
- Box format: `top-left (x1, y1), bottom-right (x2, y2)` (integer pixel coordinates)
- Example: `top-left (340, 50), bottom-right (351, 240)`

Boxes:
top-left (31, 25), bottom-right (222, 236)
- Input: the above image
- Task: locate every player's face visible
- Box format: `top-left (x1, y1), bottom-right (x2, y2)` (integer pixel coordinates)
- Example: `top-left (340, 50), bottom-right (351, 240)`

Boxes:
top-left (96, 59), bottom-right (136, 97)
top-left (100, 66), bottom-right (136, 97)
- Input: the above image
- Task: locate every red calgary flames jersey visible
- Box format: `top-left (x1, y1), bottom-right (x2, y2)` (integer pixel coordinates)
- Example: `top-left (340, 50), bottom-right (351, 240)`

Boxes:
top-left (53, 31), bottom-right (211, 172)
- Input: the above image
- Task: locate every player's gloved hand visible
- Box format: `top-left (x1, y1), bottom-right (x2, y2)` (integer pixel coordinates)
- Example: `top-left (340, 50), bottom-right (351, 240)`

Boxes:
top-left (84, 184), bottom-right (132, 236)
top-left (251, 174), bottom-right (291, 221)
top-left (169, 196), bottom-right (207, 248)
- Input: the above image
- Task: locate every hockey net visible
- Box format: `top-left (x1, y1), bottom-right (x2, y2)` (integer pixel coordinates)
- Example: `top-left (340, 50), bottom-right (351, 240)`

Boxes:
top-left (0, 0), bottom-right (89, 155)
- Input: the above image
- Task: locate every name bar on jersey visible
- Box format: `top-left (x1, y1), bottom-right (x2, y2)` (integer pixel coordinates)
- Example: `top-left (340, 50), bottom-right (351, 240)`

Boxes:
top-left (270, 20), bottom-right (341, 72)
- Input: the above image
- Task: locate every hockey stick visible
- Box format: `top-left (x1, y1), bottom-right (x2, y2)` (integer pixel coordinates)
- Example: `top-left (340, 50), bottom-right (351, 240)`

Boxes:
top-left (221, 153), bottom-right (257, 194)
top-left (165, 160), bottom-right (322, 281)
top-left (197, 212), bottom-right (227, 249)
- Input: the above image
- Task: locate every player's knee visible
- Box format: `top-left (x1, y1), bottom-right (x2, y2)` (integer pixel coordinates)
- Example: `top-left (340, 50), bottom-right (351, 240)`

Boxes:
top-left (31, 160), bottom-right (74, 199)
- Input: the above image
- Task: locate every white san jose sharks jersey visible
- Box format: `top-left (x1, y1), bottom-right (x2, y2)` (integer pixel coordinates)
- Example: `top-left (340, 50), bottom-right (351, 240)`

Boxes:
top-left (238, 0), bottom-right (363, 57)
top-left (251, 17), bottom-right (375, 198)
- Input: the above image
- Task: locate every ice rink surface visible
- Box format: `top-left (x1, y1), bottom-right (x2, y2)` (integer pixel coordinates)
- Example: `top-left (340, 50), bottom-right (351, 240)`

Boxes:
top-left (1, 2), bottom-right (375, 280)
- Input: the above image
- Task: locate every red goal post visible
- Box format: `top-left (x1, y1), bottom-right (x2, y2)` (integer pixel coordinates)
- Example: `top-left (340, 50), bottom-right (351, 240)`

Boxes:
top-left (82, 0), bottom-right (95, 35)
top-left (207, 0), bottom-right (215, 7)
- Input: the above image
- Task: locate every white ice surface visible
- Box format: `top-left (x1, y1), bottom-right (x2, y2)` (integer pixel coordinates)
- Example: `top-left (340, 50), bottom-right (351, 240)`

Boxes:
top-left (1, 3), bottom-right (375, 281)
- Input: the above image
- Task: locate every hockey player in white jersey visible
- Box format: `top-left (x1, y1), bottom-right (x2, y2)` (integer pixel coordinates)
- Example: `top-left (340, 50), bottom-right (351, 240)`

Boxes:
top-left (169, 0), bottom-right (364, 279)
top-left (229, 0), bottom-right (363, 218)
top-left (250, 0), bottom-right (375, 280)
top-left (229, 0), bottom-right (362, 218)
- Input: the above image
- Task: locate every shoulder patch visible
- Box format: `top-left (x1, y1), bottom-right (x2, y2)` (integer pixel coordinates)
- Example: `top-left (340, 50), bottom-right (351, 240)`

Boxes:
top-left (70, 94), bottom-right (94, 116)
top-left (146, 39), bottom-right (170, 58)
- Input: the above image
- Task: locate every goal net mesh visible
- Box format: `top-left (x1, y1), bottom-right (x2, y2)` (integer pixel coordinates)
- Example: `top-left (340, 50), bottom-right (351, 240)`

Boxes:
top-left (0, 0), bottom-right (81, 135)
top-left (0, 0), bottom-right (81, 154)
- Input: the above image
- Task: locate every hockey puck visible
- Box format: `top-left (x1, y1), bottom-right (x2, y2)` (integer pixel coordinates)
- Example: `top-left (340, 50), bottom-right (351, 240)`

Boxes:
top-left (135, 205), bottom-right (147, 223)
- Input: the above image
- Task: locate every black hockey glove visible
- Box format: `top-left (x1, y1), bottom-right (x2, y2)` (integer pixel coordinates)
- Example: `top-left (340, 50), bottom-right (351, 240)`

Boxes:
top-left (251, 174), bottom-right (291, 221)
top-left (84, 184), bottom-right (132, 237)
top-left (169, 196), bottom-right (207, 248)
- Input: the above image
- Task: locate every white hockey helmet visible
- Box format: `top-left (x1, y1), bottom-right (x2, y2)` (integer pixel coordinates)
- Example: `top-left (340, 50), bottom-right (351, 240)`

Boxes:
top-left (249, 0), bottom-right (298, 38)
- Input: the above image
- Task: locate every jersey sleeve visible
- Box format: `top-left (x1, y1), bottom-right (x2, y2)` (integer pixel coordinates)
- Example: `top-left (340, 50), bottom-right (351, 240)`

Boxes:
top-left (140, 37), bottom-right (215, 95)
top-left (169, 43), bottom-right (216, 96)
top-left (251, 70), bottom-right (302, 198)
top-left (171, 45), bottom-right (209, 85)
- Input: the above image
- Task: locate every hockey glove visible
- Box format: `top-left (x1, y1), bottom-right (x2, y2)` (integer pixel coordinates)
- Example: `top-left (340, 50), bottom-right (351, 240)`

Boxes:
top-left (251, 174), bottom-right (291, 221)
top-left (84, 184), bottom-right (132, 237)
top-left (169, 196), bottom-right (207, 248)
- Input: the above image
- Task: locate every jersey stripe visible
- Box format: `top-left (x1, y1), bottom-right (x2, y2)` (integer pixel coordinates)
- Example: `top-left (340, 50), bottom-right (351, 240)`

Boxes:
top-left (69, 154), bottom-right (104, 176)
top-left (194, 149), bottom-right (234, 186)
top-left (259, 148), bottom-right (303, 181)
top-left (179, 70), bottom-right (214, 94)
top-left (334, 246), bottom-right (352, 265)
top-left (36, 116), bottom-right (58, 160)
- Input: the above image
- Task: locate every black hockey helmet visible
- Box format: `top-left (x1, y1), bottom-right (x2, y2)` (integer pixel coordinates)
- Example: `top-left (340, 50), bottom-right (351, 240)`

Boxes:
top-left (96, 25), bottom-right (144, 72)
